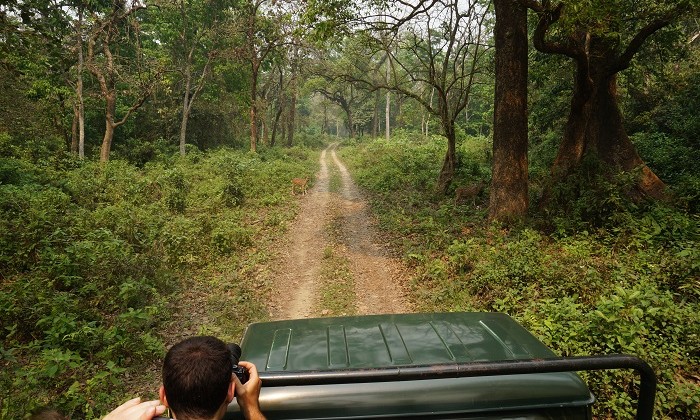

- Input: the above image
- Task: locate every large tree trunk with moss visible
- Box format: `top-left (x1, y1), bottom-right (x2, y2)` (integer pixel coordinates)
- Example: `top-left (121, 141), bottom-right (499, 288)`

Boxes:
top-left (555, 70), bottom-right (666, 199)
top-left (522, 0), bottom-right (672, 200)
top-left (489, 0), bottom-right (529, 222)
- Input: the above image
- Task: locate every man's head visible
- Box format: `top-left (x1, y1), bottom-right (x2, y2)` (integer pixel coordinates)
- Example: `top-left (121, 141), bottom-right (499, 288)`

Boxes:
top-left (160, 336), bottom-right (234, 419)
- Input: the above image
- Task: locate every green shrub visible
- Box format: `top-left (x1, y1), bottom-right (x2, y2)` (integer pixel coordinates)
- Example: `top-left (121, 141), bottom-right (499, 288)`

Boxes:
top-left (160, 215), bottom-right (208, 266)
top-left (210, 219), bottom-right (253, 255)
top-left (517, 281), bottom-right (700, 418)
top-left (1, 144), bottom-right (320, 418)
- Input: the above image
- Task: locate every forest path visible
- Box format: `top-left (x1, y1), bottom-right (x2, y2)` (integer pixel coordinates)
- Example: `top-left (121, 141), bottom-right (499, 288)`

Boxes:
top-left (265, 143), bottom-right (414, 319)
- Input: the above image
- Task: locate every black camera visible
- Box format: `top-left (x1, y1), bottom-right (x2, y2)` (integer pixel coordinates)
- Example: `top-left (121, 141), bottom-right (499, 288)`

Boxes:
top-left (227, 343), bottom-right (249, 384)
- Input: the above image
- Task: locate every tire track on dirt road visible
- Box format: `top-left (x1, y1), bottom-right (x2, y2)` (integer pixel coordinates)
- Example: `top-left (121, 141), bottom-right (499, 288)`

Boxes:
top-left (266, 148), bottom-right (331, 319)
top-left (328, 145), bottom-right (413, 315)
top-left (266, 143), bottom-right (412, 320)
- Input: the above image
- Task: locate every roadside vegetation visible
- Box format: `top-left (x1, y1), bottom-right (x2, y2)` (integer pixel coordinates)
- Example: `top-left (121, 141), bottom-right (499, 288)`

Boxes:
top-left (0, 140), bottom-right (318, 418)
top-left (338, 132), bottom-right (699, 419)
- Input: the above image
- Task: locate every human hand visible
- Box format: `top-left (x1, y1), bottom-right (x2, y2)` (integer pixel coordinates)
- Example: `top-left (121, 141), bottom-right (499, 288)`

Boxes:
top-left (103, 397), bottom-right (166, 420)
top-left (234, 361), bottom-right (265, 420)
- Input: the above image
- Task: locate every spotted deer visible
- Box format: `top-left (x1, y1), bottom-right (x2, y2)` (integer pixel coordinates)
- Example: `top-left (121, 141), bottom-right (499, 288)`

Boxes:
top-left (291, 177), bottom-right (309, 195)
top-left (455, 181), bottom-right (486, 206)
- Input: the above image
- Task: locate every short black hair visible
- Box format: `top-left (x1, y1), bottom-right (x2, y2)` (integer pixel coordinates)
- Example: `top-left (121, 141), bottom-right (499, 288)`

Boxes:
top-left (162, 336), bottom-right (233, 419)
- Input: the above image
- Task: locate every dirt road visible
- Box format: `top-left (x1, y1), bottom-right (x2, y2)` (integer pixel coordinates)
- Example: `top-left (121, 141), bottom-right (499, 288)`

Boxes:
top-left (266, 143), bottom-right (414, 319)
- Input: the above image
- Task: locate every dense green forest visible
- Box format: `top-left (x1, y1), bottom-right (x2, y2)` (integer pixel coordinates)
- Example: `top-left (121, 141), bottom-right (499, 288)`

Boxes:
top-left (1, 0), bottom-right (699, 418)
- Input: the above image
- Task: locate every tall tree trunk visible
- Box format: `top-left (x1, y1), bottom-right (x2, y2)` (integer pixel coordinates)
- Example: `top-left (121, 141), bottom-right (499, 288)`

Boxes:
top-left (372, 90), bottom-right (379, 138)
top-left (76, 7), bottom-right (85, 159)
top-left (250, 102), bottom-right (258, 152)
top-left (437, 122), bottom-right (457, 194)
top-left (385, 50), bottom-right (391, 141)
top-left (179, 107), bottom-right (190, 156)
top-left (180, 66), bottom-right (192, 156)
top-left (271, 104), bottom-right (282, 147)
top-left (71, 103), bottom-right (79, 154)
top-left (70, 6), bottom-right (84, 157)
top-left (385, 89), bottom-right (390, 141)
top-left (347, 111), bottom-right (355, 138)
top-left (426, 87), bottom-right (434, 136)
top-left (101, 93), bottom-right (117, 162)
top-left (342, 104), bottom-right (355, 138)
top-left (490, 0), bottom-right (529, 222)
top-left (521, 0), bottom-right (674, 202)
top-left (87, 3), bottom-right (150, 163)
top-left (250, 62), bottom-right (259, 152)
top-left (286, 92), bottom-right (296, 147)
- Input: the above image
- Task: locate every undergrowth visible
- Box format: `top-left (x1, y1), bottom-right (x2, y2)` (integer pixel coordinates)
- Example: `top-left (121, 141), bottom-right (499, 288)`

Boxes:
top-left (338, 135), bottom-right (700, 419)
top-left (0, 143), bottom-right (318, 418)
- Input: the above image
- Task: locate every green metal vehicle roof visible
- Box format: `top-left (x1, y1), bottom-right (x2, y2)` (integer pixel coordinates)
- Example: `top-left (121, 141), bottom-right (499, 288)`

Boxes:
top-left (227, 312), bottom-right (594, 419)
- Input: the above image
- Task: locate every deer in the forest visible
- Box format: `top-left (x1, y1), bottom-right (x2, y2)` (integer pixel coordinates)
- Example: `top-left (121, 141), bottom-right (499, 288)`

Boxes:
top-left (454, 181), bottom-right (486, 206)
top-left (291, 177), bottom-right (309, 195)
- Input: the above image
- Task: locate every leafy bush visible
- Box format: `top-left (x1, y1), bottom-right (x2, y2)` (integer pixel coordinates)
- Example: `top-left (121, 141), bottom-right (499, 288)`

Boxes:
top-left (1, 144), bottom-right (319, 418)
top-left (633, 132), bottom-right (700, 211)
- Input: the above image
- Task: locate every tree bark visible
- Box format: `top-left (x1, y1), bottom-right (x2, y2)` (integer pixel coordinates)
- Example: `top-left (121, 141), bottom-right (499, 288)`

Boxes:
top-left (101, 92), bottom-right (117, 162)
top-left (490, 0), bottom-right (529, 222)
top-left (286, 92), bottom-right (296, 147)
top-left (271, 104), bottom-right (282, 147)
top-left (179, 59), bottom-right (192, 156)
top-left (87, 3), bottom-right (150, 163)
top-left (555, 71), bottom-right (666, 199)
top-left (179, 47), bottom-right (212, 156)
top-left (345, 105), bottom-right (355, 138)
top-left (179, 106), bottom-right (190, 155)
top-left (437, 122), bottom-right (457, 194)
top-left (75, 6), bottom-right (85, 159)
top-left (71, 103), bottom-right (79, 154)
top-left (247, 1), bottom-right (261, 154)
top-left (250, 72), bottom-right (258, 152)
top-left (372, 90), bottom-right (379, 138)
top-left (323, 103), bottom-right (328, 135)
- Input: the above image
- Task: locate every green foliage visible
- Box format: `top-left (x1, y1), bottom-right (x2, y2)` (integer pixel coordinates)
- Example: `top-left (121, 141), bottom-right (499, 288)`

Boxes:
top-left (340, 138), bottom-right (699, 419)
top-left (515, 281), bottom-right (700, 418)
top-left (0, 144), bottom-right (318, 418)
top-left (541, 155), bottom-right (647, 233)
top-left (633, 132), bottom-right (700, 211)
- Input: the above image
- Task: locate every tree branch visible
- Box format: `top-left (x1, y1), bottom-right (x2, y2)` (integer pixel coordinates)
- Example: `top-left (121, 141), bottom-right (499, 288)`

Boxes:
top-left (530, 2), bottom-right (580, 60)
top-left (610, 17), bottom-right (672, 74)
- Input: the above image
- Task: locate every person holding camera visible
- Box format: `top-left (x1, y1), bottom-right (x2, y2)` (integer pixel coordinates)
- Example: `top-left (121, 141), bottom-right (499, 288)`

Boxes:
top-left (104, 336), bottom-right (265, 420)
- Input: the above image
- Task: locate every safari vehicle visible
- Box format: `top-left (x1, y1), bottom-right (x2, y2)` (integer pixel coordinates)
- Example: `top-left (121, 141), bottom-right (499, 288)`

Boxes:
top-left (227, 312), bottom-right (656, 420)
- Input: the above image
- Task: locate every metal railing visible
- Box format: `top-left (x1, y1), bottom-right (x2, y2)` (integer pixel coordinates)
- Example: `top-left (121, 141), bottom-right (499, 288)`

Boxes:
top-left (259, 354), bottom-right (656, 420)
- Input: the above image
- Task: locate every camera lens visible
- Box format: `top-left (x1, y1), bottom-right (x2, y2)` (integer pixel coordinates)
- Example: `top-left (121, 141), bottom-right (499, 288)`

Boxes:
top-left (227, 343), bottom-right (249, 384)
